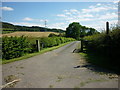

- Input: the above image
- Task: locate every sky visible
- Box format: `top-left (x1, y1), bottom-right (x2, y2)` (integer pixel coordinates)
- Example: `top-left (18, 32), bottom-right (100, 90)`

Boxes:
top-left (1, 1), bottom-right (119, 32)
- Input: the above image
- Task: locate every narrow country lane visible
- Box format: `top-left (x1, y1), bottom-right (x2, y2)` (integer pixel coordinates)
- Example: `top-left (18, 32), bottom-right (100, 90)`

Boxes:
top-left (2, 41), bottom-right (118, 88)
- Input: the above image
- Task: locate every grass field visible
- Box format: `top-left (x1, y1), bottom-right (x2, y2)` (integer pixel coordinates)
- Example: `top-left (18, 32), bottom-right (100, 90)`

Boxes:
top-left (2, 31), bottom-right (59, 37)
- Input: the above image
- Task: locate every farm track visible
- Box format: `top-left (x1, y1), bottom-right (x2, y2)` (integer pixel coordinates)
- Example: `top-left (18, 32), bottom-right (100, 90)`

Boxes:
top-left (2, 41), bottom-right (118, 88)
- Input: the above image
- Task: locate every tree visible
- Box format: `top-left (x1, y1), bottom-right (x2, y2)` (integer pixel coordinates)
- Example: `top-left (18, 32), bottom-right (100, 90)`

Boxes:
top-left (66, 22), bottom-right (80, 40)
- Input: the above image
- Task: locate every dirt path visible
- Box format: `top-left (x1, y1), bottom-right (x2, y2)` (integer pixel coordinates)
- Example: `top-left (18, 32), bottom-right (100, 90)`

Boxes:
top-left (2, 41), bottom-right (118, 88)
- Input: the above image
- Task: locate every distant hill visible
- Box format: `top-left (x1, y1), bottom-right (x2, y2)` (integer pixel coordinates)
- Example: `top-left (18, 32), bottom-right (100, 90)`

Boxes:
top-left (2, 22), bottom-right (65, 34)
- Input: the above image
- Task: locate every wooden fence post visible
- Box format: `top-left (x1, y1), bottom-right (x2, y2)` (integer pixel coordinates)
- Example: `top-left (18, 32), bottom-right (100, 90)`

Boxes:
top-left (36, 40), bottom-right (40, 52)
top-left (106, 22), bottom-right (109, 34)
top-left (81, 40), bottom-right (83, 52)
top-left (80, 38), bottom-right (83, 52)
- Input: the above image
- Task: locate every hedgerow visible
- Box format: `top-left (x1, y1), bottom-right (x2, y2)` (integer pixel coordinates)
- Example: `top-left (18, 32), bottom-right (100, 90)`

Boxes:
top-left (83, 26), bottom-right (120, 72)
top-left (2, 36), bottom-right (32, 60)
top-left (2, 36), bottom-right (75, 60)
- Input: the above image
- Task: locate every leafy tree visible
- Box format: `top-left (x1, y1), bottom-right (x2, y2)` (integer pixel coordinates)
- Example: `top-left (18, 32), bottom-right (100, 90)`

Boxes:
top-left (66, 22), bottom-right (80, 40)
top-left (66, 22), bottom-right (99, 39)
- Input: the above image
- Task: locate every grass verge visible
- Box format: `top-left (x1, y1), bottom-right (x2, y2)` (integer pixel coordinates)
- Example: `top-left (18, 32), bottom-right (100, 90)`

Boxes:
top-left (2, 41), bottom-right (73, 64)
top-left (79, 49), bottom-right (119, 74)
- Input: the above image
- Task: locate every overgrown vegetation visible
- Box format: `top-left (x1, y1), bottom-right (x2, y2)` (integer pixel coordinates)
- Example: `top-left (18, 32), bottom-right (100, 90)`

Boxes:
top-left (2, 36), bottom-right (75, 60)
top-left (83, 26), bottom-right (120, 73)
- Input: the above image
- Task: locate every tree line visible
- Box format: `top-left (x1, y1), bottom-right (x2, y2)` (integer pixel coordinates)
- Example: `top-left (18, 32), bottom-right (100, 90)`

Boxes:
top-left (2, 22), bottom-right (65, 34)
top-left (66, 22), bottom-right (99, 40)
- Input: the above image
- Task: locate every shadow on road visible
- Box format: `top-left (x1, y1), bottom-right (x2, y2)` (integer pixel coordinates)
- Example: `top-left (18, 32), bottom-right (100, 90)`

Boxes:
top-left (73, 49), bottom-right (119, 75)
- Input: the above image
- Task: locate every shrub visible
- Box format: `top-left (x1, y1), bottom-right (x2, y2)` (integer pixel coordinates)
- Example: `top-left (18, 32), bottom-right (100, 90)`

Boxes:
top-left (2, 36), bottom-right (75, 60)
top-left (40, 37), bottom-right (75, 48)
top-left (2, 36), bottom-right (32, 60)
top-left (48, 33), bottom-right (58, 37)
top-left (83, 27), bottom-right (120, 72)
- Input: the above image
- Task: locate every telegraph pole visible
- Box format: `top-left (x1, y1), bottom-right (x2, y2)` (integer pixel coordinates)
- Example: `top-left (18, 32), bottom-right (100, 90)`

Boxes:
top-left (44, 20), bottom-right (47, 32)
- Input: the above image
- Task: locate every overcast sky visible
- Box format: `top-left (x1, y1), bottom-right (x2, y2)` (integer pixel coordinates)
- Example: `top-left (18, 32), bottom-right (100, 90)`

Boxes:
top-left (1, 1), bottom-right (118, 32)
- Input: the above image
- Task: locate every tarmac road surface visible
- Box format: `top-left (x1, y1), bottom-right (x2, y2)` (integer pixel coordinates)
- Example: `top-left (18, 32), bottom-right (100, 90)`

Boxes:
top-left (2, 41), bottom-right (118, 88)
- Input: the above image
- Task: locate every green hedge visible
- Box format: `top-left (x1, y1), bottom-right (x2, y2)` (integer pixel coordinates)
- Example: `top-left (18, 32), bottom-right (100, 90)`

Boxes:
top-left (84, 28), bottom-right (120, 57)
top-left (2, 36), bottom-right (32, 60)
top-left (2, 36), bottom-right (75, 60)
top-left (40, 37), bottom-right (75, 48)
top-left (83, 27), bottom-right (120, 72)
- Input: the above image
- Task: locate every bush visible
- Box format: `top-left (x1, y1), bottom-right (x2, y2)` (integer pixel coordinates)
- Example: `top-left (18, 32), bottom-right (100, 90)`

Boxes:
top-left (83, 27), bottom-right (120, 72)
top-left (2, 36), bottom-right (32, 60)
top-left (40, 37), bottom-right (75, 48)
top-left (2, 36), bottom-right (75, 60)
top-left (48, 33), bottom-right (58, 37)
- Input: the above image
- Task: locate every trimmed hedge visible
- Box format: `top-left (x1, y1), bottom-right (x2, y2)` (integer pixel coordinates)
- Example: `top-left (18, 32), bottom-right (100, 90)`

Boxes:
top-left (2, 36), bottom-right (75, 60)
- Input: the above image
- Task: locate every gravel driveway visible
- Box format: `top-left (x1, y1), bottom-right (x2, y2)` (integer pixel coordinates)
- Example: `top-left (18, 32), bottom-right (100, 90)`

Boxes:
top-left (2, 41), bottom-right (118, 88)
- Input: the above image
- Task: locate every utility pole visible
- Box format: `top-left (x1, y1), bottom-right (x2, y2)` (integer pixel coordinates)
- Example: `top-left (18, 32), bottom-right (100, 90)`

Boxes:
top-left (44, 20), bottom-right (47, 32)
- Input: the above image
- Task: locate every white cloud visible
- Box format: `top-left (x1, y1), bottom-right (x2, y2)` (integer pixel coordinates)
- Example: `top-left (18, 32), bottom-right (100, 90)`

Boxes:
top-left (10, 22), bottom-right (44, 27)
top-left (9, 21), bottom-right (66, 30)
top-left (82, 3), bottom-right (117, 13)
top-left (70, 9), bottom-right (78, 12)
top-left (22, 17), bottom-right (49, 22)
top-left (113, 0), bottom-right (119, 3)
top-left (99, 13), bottom-right (117, 20)
top-left (82, 14), bottom-right (93, 17)
top-left (100, 20), bottom-right (118, 25)
top-left (55, 3), bottom-right (118, 32)
top-left (82, 6), bottom-right (107, 13)
top-left (48, 22), bottom-right (66, 30)
top-left (0, 6), bottom-right (14, 11)
top-left (97, 3), bottom-right (101, 6)
top-left (56, 9), bottom-right (94, 23)
top-left (57, 14), bottom-right (66, 17)
top-left (23, 17), bottom-right (33, 21)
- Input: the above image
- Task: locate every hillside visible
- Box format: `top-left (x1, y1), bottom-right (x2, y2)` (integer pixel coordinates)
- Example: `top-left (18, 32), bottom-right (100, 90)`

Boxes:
top-left (2, 22), bottom-right (65, 34)
top-left (2, 31), bottom-right (59, 37)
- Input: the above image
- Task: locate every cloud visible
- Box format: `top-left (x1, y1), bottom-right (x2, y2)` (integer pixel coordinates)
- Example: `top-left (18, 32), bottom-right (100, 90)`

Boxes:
top-left (22, 17), bottom-right (49, 22)
top-left (100, 20), bottom-right (118, 25)
top-left (55, 3), bottom-right (118, 32)
top-left (0, 6), bottom-right (14, 11)
top-left (9, 21), bottom-right (66, 30)
top-left (48, 22), bottom-right (66, 30)
top-left (82, 3), bottom-right (117, 13)
top-left (56, 9), bottom-right (94, 23)
top-left (57, 14), bottom-right (66, 17)
top-left (99, 13), bottom-right (117, 20)
top-left (82, 14), bottom-right (93, 17)
top-left (10, 22), bottom-right (44, 27)
top-left (97, 3), bottom-right (101, 6)
top-left (70, 9), bottom-right (78, 12)
top-left (113, 0), bottom-right (119, 4)
top-left (23, 17), bottom-right (33, 21)
top-left (82, 6), bottom-right (106, 13)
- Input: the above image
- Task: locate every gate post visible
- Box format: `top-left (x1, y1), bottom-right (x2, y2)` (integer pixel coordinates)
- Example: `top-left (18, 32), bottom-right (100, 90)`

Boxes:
top-left (106, 22), bottom-right (109, 35)
top-left (36, 40), bottom-right (40, 52)
top-left (80, 39), bottom-right (83, 52)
